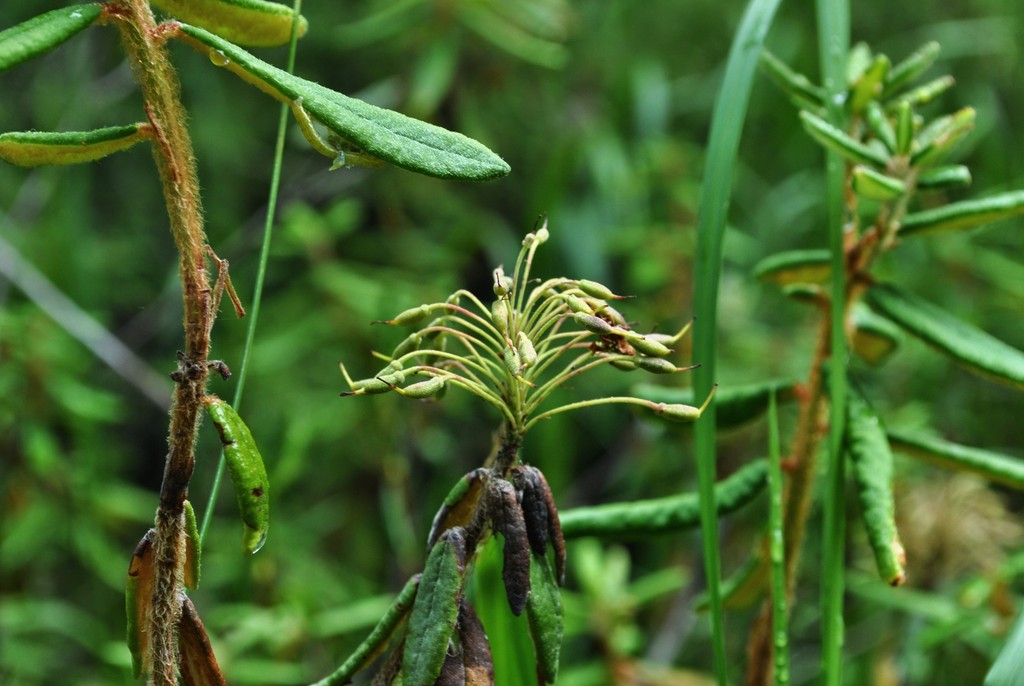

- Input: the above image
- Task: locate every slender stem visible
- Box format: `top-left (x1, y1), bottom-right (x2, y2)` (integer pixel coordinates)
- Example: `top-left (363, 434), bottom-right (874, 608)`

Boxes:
top-left (111, 2), bottom-right (212, 682)
top-left (767, 392), bottom-right (790, 686)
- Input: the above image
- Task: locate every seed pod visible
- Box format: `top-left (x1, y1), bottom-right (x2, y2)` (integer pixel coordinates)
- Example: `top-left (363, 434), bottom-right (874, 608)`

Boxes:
top-left (203, 396), bottom-right (270, 554)
top-left (179, 595), bottom-right (227, 686)
top-left (576, 279), bottom-right (627, 301)
top-left (846, 383), bottom-right (906, 586)
top-left (491, 299), bottom-right (510, 335)
top-left (0, 4), bottom-right (103, 74)
top-left (624, 333), bottom-right (672, 358)
top-left (516, 332), bottom-right (537, 370)
top-left (563, 293), bottom-right (593, 315)
top-left (0, 125), bottom-right (150, 167)
top-left (126, 529), bottom-right (156, 678)
top-left (634, 378), bottom-right (797, 430)
top-left (428, 469), bottom-right (490, 549)
top-left (458, 601), bottom-right (494, 686)
top-left (573, 312), bottom-right (615, 336)
top-left (492, 267), bottom-right (513, 297)
top-left (609, 358), bottom-right (638, 371)
top-left (526, 553), bottom-right (563, 684)
top-left (503, 344), bottom-right (521, 377)
top-left (634, 356), bottom-right (683, 374)
top-left (383, 303), bottom-right (446, 327)
top-left (488, 479), bottom-right (531, 616)
top-left (391, 331), bottom-right (424, 359)
top-left (397, 376), bottom-right (446, 399)
top-left (404, 528), bottom-right (467, 686)
top-left (183, 500), bottom-right (201, 591)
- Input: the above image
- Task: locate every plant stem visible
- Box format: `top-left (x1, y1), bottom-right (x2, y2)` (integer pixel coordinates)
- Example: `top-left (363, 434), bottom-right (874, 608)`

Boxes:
top-left (111, 2), bottom-right (212, 683)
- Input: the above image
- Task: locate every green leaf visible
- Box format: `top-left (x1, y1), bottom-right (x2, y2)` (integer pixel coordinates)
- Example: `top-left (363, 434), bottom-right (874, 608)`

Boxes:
top-left (759, 50), bottom-right (824, 111)
top-left (882, 41), bottom-right (940, 99)
top-left (558, 460), bottom-right (768, 538)
top-left (851, 305), bottom-right (903, 365)
top-left (916, 165), bottom-right (971, 190)
top-left (150, 0), bottom-right (307, 48)
top-left (753, 249), bottom-right (832, 285)
top-left (867, 282), bottom-right (1024, 389)
top-left (985, 606), bottom-right (1024, 686)
top-left (851, 164), bottom-right (906, 201)
top-left (203, 396), bottom-right (271, 554)
top-left (404, 529), bottom-right (466, 686)
top-left (183, 500), bottom-right (201, 591)
top-left (526, 554), bottom-right (563, 684)
top-left (800, 109), bottom-right (889, 168)
top-left (0, 4), bottom-right (101, 73)
top-left (899, 191), bottom-right (1024, 237)
top-left (888, 430), bottom-right (1024, 491)
top-left (845, 382), bottom-right (906, 586)
top-left (174, 24), bottom-right (510, 181)
top-left (0, 124), bottom-right (148, 167)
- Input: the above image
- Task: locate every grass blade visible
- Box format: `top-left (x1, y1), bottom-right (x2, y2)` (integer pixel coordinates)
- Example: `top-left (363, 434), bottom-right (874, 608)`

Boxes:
top-left (767, 392), bottom-right (790, 686)
top-left (692, 0), bottom-right (782, 681)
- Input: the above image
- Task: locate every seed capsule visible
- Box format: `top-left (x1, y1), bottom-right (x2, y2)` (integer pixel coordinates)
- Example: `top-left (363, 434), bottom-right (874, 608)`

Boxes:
top-left (573, 312), bottom-right (615, 336)
top-left (398, 376), bottom-right (446, 399)
top-left (516, 332), bottom-right (537, 369)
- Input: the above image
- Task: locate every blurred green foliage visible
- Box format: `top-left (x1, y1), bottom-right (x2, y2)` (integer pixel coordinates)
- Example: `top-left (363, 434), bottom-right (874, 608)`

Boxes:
top-left (1, 1), bottom-right (1022, 684)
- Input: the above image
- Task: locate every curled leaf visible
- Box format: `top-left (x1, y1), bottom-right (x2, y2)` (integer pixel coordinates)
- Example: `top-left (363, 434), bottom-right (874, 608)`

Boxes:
top-left (126, 529), bottom-right (156, 678)
top-left (868, 283), bottom-right (1024, 389)
top-left (0, 124), bottom-right (149, 167)
top-left (150, 0), bottom-right (307, 48)
top-left (753, 249), bottom-right (831, 285)
top-left (179, 596), bottom-right (227, 686)
top-left (846, 382), bottom-right (906, 586)
top-left (488, 479), bottom-right (531, 616)
top-left (526, 554), bottom-right (563, 684)
top-left (428, 468), bottom-right (489, 549)
top-left (888, 430), bottom-right (1024, 491)
top-left (899, 190), bottom-right (1024, 237)
top-left (559, 460), bottom-right (768, 538)
top-left (0, 4), bottom-right (101, 73)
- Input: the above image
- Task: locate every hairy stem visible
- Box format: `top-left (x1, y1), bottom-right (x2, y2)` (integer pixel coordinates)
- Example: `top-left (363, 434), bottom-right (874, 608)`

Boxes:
top-left (111, 1), bottom-right (212, 683)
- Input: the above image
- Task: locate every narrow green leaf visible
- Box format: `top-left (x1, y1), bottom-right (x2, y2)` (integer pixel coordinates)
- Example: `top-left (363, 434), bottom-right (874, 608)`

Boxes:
top-left (759, 50), bottom-right (825, 111)
top-left (151, 0), bottom-right (307, 48)
top-left (310, 575), bottom-right (421, 686)
top-left (174, 24), bottom-right (510, 180)
top-left (910, 107), bottom-right (975, 167)
top-left (895, 100), bottom-right (914, 156)
top-left (635, 379), bottom-right (798, 430)
top-left (868, 282), bottom-right (1024, 389)
top-left (203, 396), bottom-right (271, 554)
top-left (0, 4), bottom-right (101, 73)
top-left (800, 109), bottom-right (889, 167)
top-left (845, 383), bottom-right (906, 586)
top-left (888, 430), bottom-right (1024, 491)
top-left (559, 460), bottom-right (768, 538)
top-left (887, 75), bottom-right (955, 112)
top-left (916, 165), bottom-right (971, 190)
top-left (899, 190), bottom-right (1024, 237)
top-left (0, 124), bottom-right (149, 167)
top-left (985, 606), bottom-right (1024, 686)
top-left (864, 100), bottom-right (896, 152)
top-left (850, 53), bottom-right (889, 114)
top-left (753, 249), bottom-right (831, 285)
top-left (693, 1), bottom-right (783, 680)
top-left (851, 164), bottom-right (906, 201)
top-left (883, 41), bottom-right (940, 98)
top-left (767, 391), bottom-right (790, 686)
top-left (526, 554), bottom-right (563, 684)
top-left (404, 529), bottom-right (467, 686)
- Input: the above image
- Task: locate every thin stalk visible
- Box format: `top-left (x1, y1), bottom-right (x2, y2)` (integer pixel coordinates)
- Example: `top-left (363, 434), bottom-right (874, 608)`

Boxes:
top-left (691, 0), bottom-right (782, 682)
top-left (815, 0), bottom-right (850, 682)
top-left (111, 1), bottom-right (213, 681)
top-left (199, 0), bottom-right (305, 544)
top-left (767, 392), bottom-right (790, 686)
